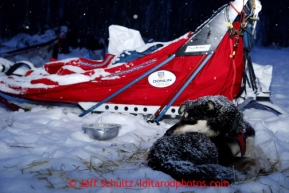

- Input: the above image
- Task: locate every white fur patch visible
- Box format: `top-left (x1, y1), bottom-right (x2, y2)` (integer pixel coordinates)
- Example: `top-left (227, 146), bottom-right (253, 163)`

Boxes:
top-left (207, 101), bottom-right (214, 110)
top-left (229, 143), bottom-right (241, 156)
top-left (178, 104), bottom-right (187, 115)
top-left (229, 136), bottom-right (255, 157)
top-left (253, 147), bottom-right (272, 173)
top-left (174, 120), bottom-right (219, 137)
top-left (244, 136), bottom-right (254, 157)
top-left (184, 112), bottom-right (189, 118)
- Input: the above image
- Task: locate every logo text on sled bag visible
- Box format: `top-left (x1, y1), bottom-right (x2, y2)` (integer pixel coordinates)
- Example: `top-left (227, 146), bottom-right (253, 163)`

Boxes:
top-left (185, 44), bottom-right (211, 52)
top-left (148, 70), bottom-right (176, 88)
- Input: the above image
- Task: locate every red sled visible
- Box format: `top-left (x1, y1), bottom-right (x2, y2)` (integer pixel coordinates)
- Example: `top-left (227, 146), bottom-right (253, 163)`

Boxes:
top-left (1, 0), bottom-right (272, 120)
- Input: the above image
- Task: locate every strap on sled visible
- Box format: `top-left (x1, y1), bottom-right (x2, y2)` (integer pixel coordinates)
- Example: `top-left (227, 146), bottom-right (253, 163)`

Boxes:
top-left (5, 61), bottom-right (35, 76)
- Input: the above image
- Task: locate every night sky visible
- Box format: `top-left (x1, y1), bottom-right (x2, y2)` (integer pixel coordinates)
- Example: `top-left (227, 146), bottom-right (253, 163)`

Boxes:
top-left (0, 0), bottom-right (288, 47)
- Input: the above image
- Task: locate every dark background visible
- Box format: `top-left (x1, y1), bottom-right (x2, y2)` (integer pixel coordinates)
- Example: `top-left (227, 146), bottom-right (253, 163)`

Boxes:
top-left (0, 0), bottom-right (288, 48)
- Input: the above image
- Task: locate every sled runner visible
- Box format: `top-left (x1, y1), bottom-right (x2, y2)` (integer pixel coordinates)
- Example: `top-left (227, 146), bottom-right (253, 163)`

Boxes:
top-left (0, 0), bottom-right (280, 119)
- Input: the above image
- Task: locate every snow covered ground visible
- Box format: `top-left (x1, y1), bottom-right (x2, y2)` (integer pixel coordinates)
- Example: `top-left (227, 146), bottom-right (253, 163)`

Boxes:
top-left (0, 45), bottom-right (289, 193)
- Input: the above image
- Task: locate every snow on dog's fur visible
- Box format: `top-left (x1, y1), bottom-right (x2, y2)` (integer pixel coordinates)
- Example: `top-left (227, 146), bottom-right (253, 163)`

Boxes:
top-left (147, 95), bottom-right (271, 183)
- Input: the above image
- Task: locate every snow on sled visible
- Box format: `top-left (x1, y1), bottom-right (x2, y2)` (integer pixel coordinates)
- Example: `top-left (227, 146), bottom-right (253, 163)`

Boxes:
top-left (0, 0), bottom-right (278, 119)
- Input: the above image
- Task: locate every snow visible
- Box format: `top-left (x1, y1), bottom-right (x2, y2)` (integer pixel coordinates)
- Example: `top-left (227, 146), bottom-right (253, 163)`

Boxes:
top-left (0, 46), bottom-right (289, 192)
top-left (0, 58), bottom-right (112, 94)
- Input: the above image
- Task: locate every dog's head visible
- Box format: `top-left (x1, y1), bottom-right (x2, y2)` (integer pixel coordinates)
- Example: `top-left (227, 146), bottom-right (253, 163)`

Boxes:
top-left (165, 95), bottom-right (245, 137)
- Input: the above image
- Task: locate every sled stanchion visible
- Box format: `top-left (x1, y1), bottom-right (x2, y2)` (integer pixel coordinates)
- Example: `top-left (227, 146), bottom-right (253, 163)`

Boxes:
top-left (79, 54), bottom-right (176, 117)
top-left (149, 54), bottom-right (207, 122)
top-left (155, 53), bottom-right (213, 122)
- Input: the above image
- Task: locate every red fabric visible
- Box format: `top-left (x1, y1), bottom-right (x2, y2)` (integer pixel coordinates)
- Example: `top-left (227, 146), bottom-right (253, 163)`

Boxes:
top-left (1, 30), bottom-right (245, 106)
top-left (31, 78), bottom-right (59, 85)
top-left (234, 133), bottom-right (246, 156)
top-left (44, 54), bottom-right (115, 74)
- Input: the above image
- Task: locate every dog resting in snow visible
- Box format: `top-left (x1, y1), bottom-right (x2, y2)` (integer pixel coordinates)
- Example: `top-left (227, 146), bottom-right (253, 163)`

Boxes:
top-left (147, 95), bottom-right (271, 183)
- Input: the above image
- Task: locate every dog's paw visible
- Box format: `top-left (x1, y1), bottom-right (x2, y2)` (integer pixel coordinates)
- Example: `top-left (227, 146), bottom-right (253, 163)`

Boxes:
top-left (257, 157), bottom-right (271, 173)
top-left (252, 147), bottom-right (272, 173)
top-left (242, 161), bottom-right (261, 178)
top-left (233, 158), bottom-right (261, 178)
top-left (234, 171), bottom-right (247, 181)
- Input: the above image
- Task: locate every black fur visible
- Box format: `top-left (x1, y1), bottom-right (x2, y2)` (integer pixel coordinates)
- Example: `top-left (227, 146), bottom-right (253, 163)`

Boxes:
top-left (147, 132), bottom-right (239, 183)
top-left (148, 95), bottom-right (258, 183)
top-left (171, 95), bottom-right (254, 137)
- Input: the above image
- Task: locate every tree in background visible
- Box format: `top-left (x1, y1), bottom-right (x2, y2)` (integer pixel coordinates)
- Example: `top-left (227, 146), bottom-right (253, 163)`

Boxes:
top-left (0, 0), bottom-right (288, 47)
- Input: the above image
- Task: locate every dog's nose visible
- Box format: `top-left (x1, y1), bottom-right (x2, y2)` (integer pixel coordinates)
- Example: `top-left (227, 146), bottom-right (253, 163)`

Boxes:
top-left (164, 122), bottom-right (180, 136)
top-left (164, 129), bottom-right (173, 136)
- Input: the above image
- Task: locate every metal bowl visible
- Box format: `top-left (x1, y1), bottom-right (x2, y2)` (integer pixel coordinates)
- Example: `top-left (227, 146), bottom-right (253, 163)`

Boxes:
top-left (82, 123), bottom-right (121, 140)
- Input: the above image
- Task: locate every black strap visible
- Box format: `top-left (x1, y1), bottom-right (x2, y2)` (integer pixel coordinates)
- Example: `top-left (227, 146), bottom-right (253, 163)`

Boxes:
top-left (5, 62), bottom-right (32, 76)
top-left (244, 51), bottom-right (257, 91)
top-left (0, 64), bottom-right (5, 73)
top-left (236, 70), bottom-right (248, 98)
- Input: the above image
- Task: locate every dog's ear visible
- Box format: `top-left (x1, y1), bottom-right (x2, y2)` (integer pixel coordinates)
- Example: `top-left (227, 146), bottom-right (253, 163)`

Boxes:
top-left (207, 101), bottom-right (215, 111)
top-left (207, 100), bottom-right (224, 113)
top-left (219, 107), bottom-right (223, 113)
top-left (178, 103), bottom-right (187, 115)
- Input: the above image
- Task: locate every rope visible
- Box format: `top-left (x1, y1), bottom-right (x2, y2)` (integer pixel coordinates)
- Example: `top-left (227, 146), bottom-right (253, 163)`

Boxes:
top-left (229, 2), bottom-right (241, 15)
top-left (252, 0), bottom-right (256, 9)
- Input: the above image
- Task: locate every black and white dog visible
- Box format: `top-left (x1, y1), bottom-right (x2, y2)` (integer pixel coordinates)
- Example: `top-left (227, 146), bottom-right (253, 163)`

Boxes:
top-left (147, 95), bottom-right (271, 183)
